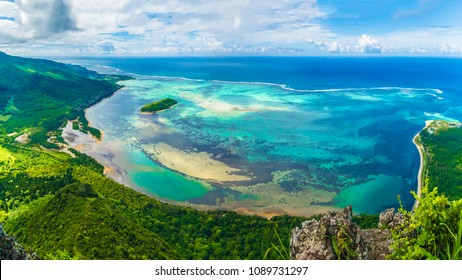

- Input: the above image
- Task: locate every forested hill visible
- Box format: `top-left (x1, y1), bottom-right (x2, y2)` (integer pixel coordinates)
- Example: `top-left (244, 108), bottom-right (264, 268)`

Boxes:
top-left (0, 51), bottom-right (125, 147)
top-left (0, 52), bottom-right (306, 260)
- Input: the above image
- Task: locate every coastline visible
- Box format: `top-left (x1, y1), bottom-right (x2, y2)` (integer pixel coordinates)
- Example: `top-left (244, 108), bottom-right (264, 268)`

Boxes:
top-left (63, 66), bottom-right (433, 218)
top-left (61, 120), bottom-right (128, 184)
top-left (412, 120), bottom-right (432, 211)
top-left (63, 118), bottom-right (340, 218)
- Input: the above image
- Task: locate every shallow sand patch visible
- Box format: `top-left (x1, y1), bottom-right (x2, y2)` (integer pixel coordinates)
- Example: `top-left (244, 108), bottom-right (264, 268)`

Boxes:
top-left (142, 142), bottom-right (252, 182)
top-left (233, 205), bottom-right (340, 219)
top-left (15, 133), bottom-right (30, 144)
top-left (197, 99), bottom-right (288, 118)
top-left (221, 181), bottom-right (337, 218)
top-left (62, 121), bottom-right (127, 184)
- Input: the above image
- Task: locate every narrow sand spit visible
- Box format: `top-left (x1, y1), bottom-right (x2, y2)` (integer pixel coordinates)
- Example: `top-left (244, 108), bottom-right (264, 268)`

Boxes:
top-left (412, 120), bottom-right (432, 211)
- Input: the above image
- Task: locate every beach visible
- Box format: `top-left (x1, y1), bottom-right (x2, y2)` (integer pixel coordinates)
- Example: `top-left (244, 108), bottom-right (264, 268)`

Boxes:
top-left (61, 121), bottom-right (128, 184)
top-left (412, 120), bottom-right (432, 210)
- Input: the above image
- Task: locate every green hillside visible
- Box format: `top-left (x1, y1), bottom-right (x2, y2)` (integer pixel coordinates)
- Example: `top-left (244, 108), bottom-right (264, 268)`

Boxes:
top-left (417, 121), bottom-right (462, 200)
top-left (5, 183), bottom-right (177, 259)
top-left (0, 51), bottom-right (125, 147)
top-left (388, 121), bottom-right (462, 260)
top-left (0, 52), bottom-right (305, 260)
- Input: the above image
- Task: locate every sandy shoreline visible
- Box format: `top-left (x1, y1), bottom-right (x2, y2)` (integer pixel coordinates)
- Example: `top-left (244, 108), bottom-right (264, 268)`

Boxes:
top-left (61, 81), bottom-right (341, 219)
top-left (62, 120), bottom-right (343, 218)
top-left (412, 120), bottom-right (432, 210)
top-left (61, 121), bottom-right (128, 184)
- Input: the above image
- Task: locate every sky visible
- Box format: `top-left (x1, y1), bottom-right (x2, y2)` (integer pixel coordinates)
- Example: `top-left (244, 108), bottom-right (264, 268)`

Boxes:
top-left (0, 0), bottom-right (461, 56)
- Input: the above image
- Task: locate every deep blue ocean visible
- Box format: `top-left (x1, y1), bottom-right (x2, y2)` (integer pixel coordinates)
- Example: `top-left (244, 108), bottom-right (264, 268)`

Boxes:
top-left (62, 56), bottom-right (462, 215)
top-left (67, 56), bottom-right (462, 90)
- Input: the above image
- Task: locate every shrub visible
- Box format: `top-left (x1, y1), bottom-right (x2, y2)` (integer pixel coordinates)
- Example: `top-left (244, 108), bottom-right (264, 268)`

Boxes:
top-left (389, 181), bottom-right (462, 260)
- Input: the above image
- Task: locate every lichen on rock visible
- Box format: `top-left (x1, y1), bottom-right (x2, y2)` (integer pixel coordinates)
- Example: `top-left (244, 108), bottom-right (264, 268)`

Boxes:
top-left (290, 206), bottom-right (403, 260)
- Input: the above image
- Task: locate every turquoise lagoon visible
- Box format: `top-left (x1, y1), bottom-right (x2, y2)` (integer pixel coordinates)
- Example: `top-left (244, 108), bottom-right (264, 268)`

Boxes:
top-left (78, 57), bottom-right (462, 215)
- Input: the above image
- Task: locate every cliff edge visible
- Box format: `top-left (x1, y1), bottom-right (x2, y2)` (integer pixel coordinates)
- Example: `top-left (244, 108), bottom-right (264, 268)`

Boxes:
top-left (290, 206), bottom-right (403, 260)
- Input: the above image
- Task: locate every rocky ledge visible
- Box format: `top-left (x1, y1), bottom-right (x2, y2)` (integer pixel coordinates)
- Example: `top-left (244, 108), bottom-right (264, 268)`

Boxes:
top-left (0, 224), bottom-right (39, 260)
top-left (290, 206), bottom-right (403, 260)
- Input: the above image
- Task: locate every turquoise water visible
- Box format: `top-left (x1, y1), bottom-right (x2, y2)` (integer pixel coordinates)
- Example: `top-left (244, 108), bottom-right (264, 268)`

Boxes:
top-left (334, 174), bottom-right (406, 214)
top-left (128, 150), bottom-right (210, 202)
top-left (78, 57), bottom-right (462, 214)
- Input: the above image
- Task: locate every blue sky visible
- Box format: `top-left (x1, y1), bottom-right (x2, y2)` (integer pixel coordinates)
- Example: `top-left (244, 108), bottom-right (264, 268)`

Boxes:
top-left (0, 0), bottom-right (461, 55)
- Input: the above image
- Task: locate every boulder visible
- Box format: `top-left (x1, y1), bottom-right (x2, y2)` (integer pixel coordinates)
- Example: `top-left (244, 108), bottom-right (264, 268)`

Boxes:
top-left (378, 208), bottom-right (404, 229)
top-left (290, 207), bottom-right (402, 260)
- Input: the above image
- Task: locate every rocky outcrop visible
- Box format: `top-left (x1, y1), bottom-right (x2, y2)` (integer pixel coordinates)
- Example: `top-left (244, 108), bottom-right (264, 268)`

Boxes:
top-left (290, 206), bottom-right (403, 260)
top-left (378, 208), bottom-right (404, 229)
top-left (0, 225), bottom-right (39, 260)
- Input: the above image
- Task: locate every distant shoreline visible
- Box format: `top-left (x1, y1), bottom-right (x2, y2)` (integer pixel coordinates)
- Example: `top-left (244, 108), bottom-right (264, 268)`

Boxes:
top-left (412, 120), bottom-right (432, 211)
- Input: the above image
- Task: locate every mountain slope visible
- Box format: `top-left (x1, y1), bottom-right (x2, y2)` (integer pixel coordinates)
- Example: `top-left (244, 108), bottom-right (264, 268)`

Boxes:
top-left (4, 182), bottom-right (178, 259)
top-left (0, 51), bottom-right (125, 146)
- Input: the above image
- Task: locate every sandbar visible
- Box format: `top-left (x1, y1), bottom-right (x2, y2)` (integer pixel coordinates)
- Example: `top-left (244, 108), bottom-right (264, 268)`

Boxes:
top-left (142, 142), bottom-right (252, 182)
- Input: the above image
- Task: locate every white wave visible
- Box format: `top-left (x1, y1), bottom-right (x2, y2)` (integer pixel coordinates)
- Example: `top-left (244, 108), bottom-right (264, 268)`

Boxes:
top-left (344, 93), bottom-right (383, 101)
top-left (424, 112), bottom-right (458, 122)
top-left (139, 75), bottom-right (205, 82)
top-left (206, 79), bottom-right (444, 96)
top-left (91, 68), bottom-right (445, 98)
top-left (427, 93), bottom-right (444, 100)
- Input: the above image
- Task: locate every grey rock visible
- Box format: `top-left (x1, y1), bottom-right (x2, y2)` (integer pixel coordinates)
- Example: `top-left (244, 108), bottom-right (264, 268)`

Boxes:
top-left (0, 224), bottom-right (39, 260)
top-left (378, 208), bottom-right (404, 229)
top-left (291, 207), bottom-right (402, 260)
top-left (361, 228), bottom-right (393, 260)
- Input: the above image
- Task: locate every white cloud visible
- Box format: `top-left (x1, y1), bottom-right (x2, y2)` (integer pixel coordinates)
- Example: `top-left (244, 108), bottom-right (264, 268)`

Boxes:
top-left (358, 34), bottom-right (382, 53)
top-left (306, 39), bottom-right (351, 53)
top-left (0, 1), bottom-right (17, 17)
top-left (367, 27), bottom-right (462, 54)
top-left (0, 0), bottom-right (331, 54)
top-left (0, 0), bottom-right (461, 55)
top-left (233, 16), bottom-right (242, 30)
top-left (394, 0), bottom-right (437, 20)
top-left (0, 0), bottom-right (77, 42)
top-left (440, 42), bottom-right (462, 54)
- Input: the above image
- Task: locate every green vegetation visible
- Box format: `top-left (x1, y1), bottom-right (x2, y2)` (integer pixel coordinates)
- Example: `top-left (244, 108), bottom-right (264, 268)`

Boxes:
top-left (263, 227), bottom-right (291, 260)
top-left (87, 126), bottom-right (102, 140)
top-left (389, 121), bottom-right (462, 260)
top-left (332, 225), bottom-right (357, 260)
top-left (141, 98), bottom-right (178, 113)
top-left (389, 185), bottom-right (462, 260)
top-left (0, 114), bottom-right (11, 123)
top-left (5, 183), bottom-right (177, 259)
top-left (352, 213), bottom-right (380, 229)
top-left (2, 52), bottom-right (461, 260)
top-left (0, 51), bottom-right (125, 147)
top-left (417, 121), bottom-right (462, 199)
top-left (0, 52), bottom-right (305, 260)
top-left (2, 152), bottom-right (305, 259)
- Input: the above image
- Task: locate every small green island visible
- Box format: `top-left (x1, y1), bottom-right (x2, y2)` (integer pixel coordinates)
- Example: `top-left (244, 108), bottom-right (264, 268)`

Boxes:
top-left (140, 98), bottom-right (178, 113)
